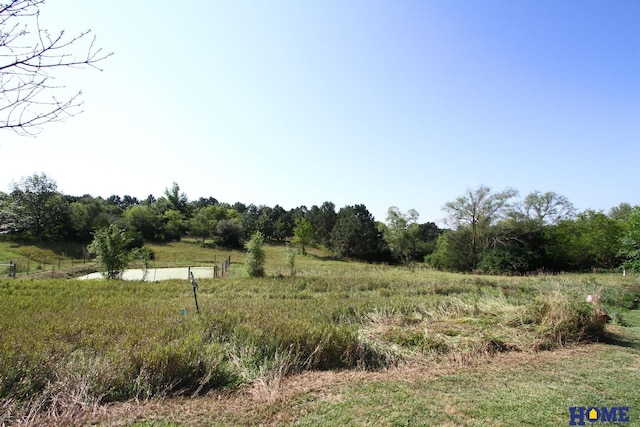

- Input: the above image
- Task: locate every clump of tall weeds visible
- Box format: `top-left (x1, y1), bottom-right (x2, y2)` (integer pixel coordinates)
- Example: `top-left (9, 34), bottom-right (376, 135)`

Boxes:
top-left (527, 291), bottom-right (606, 351)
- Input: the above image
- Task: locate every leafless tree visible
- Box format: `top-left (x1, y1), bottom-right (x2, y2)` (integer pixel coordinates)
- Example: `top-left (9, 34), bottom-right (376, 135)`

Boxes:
top-left (0, 0), bottom-right (111, 135)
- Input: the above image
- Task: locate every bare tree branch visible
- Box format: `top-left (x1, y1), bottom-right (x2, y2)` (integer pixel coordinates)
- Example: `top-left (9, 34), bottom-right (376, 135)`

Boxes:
top-left (0, 0), bottom-right (112, 135)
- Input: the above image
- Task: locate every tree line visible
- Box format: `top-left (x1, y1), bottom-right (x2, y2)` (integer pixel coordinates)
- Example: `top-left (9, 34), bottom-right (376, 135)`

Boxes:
top-left (1, 173), bottom-right (639, 274)
top-left (0, 173), bottom-right (440, 264)
top-left (430, 186), bottom-right (638, 274)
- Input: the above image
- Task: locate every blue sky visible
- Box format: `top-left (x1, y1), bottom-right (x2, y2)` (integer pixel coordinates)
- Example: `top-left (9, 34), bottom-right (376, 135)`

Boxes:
top-left (1, 0), bottom-right (639, 224)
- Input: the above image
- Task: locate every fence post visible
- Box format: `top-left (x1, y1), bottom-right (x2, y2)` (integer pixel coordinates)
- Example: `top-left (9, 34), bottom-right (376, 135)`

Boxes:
top-left (8, 260), bottom-right (16, 278)
top-left (190, 271), bottom-right (200, 313)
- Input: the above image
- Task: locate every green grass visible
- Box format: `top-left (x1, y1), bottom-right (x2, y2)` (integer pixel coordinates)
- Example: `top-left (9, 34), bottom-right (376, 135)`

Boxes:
top-left (290, 345), bottom-right (640, 427)
top-left (0, 241), bottom-right (639, 425)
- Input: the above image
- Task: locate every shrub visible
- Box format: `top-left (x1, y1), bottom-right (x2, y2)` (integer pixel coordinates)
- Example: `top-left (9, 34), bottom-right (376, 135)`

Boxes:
top-left (245, 232), bottom-right (265, 277)
top-left (285, 244), bottom-right (296, 276)
top-left (88, 224), bottom-right (131, 279)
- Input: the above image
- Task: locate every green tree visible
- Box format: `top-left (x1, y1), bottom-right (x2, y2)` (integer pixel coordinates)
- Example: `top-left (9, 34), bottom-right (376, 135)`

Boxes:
top-left (619, 206), bottom-right (640, 272)
top-left (123, 204), bottom-right (160, 241)
top-left (262, 205), bottom-right (293, 241)
top-left (292, 218), bottom-right (314, 255)
top-left (543, 220), bottom-right (578, 271)
top-left (241, 204), bottom-right (260, 237)
top-left (478, 218), bottom-right (546, 274)
top-left (330, 204), bottom-right (382, 261)
top-left (88, 224), bottom-right (131, 279)
top-left (254, 206), bottom-right (272, 240)
top-left (215, 219), bottom-right (244, 248)
top-left (573, 210), bottom-right (623, 270)
top-left (164, 182), bottom-right (189, 215)
top-left (4, 173), bottom-right (69, 241)
top-left (190, 196), bottom-right (219, 209)
top-left (427, 228), bottom-right (474, 272)
top-left (443, 186), bottom-right (518, 270)
top-left (162, 209), bottom-right (186, 241)
top-left (189, 205), bottom-right (227, 243)
top-left (382, 206), bottom-right (420, 266)
top-left (307, 201), bottom-right (337, 247)
top-left (0, 192), bottom-right (11, 235)
top-left (68, 196), bottom-right (110, 241)
top-left (545, 211), bottom-right (624, 271)
top-left (609, 202), bottom-right (633, 221)
top-left (414, 222), bottom-right (442, 260)
top-left (245, 231), bottom-right (266, 277)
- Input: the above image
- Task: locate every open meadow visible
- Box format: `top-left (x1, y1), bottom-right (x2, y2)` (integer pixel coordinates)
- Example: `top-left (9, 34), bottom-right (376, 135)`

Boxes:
top-left (0, 241), bottom-right (639, 426)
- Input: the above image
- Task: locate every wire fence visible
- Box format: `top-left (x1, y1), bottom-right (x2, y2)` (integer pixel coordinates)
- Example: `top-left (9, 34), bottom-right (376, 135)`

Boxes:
top-left (188, 255), bottom-right (231, 279)
top-left (0, 255), bottom-right (93, 278)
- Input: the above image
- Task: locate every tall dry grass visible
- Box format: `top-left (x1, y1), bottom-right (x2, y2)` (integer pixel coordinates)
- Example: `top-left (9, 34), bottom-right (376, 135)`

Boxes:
top-left (0, 263), bottom-right (634, 424)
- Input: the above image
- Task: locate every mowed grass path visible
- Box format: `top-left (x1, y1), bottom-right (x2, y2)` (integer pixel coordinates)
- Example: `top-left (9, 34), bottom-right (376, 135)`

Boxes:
top-left (0, 241), bottom-right (639, 425)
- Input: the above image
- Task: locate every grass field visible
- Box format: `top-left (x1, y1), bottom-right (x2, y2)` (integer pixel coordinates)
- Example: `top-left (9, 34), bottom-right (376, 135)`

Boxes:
top-left (0, 241), bottom-right (639, 426)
